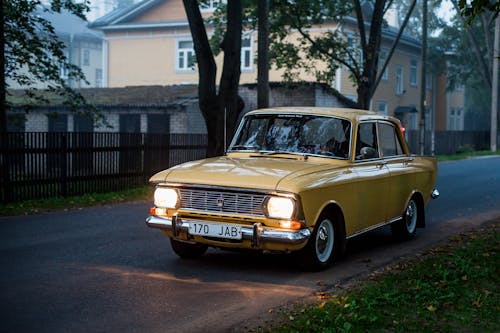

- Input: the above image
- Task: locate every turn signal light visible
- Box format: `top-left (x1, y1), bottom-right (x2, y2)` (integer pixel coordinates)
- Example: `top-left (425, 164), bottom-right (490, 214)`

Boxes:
top-left (279, 220), bottom-right (304, 230)
top-left (149, 207), bottom-right (168, 216)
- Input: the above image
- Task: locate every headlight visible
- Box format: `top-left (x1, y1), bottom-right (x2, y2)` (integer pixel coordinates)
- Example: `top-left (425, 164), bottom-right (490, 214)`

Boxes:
top-left (265, 196), bottom-right (295, 219)
top-left (154, 188), bottom-right (179, 208)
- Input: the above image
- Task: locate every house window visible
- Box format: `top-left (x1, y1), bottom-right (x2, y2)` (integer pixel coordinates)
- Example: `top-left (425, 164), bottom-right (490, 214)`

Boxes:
top-left (449, 108), bottom-right (456, 130)
top-left (95, 69), bottom-right (102, 87)
top-left (241, 33), bottom-right (253, 71)
top-left (60, 50), bottom-right (69, 80)
top-left (345, 35), bottom-right (362, 70)
top-left (409, 113), bottom-right (418, 130)
top-left (379, 48), bottom-right (388, 80)
top-left (426, 73), bottom-right (433, 90)
top-left (177, 40), bottom-right (195, 71)
top-left (376, 101), bottom-right (388, 115)
top-left (83, 49), bottom-right (90, 66)
top-left (410, 58), bottom-right (417, 86)
top-left (200, 0), bottom-right (221, 12)
top-left (395, 65), bottom-right (404, 95)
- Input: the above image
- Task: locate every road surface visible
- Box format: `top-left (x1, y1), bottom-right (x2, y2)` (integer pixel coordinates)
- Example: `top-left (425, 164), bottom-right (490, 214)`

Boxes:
top-left (1, 157), bottom-right (499, 333)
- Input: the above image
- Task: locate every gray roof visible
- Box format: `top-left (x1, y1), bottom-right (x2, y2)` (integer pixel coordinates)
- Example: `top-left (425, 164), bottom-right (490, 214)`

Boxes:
top-left (39, 8), bottom-right (103, 41)
top-left (90, 0), bottom-right (163, 28)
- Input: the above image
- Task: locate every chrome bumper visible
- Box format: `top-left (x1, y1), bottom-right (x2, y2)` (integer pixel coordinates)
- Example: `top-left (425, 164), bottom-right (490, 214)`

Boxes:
top-left (145, 215), bottom-right (311, 247)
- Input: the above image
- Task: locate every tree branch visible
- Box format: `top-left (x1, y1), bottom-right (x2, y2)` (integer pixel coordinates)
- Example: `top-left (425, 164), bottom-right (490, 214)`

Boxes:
top-left (450, 0), bottom-right (492, 87)
top-left (372, 0), bottom-right (417, 96)
top-left (182, 0), bottom-right (217, 109)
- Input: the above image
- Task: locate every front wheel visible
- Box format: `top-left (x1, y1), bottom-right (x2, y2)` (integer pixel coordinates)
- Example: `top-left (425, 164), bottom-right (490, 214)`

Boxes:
top-left (391, 198), bottom-right (419, 240)
top-left (170, 238), bottom-right (208, 259)
top-left (296, 216), bottom-right (343, 271)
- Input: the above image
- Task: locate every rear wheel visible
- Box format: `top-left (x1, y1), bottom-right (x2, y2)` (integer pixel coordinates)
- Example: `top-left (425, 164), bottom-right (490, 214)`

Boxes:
top-left (296, 215), bottom-right (343, 271)
top-left (391, 197), bottom-right (419, 239)
top-left (170, 238), bottom-right (208, 259)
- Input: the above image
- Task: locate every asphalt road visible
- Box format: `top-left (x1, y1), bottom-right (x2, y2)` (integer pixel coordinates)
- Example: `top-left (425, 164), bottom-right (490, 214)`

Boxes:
top-left (1, 157), bottom-right (499, 333)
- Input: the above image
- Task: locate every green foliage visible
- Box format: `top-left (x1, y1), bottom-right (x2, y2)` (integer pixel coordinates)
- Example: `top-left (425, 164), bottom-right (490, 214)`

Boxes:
top-left (393, 0), bottom-right (445, 38)
top-left (458, 0), bottom-right (500, 24)
top-left (4, 0), bottom-right (99, 119)
top-left (0, 186), bottom-right (153, 216)
top-left (265, 225), bottom-right (500, 332)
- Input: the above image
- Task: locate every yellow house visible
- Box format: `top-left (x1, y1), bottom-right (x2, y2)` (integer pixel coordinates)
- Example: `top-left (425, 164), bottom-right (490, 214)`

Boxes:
top-left (90, 0), bottom-right (463, 131)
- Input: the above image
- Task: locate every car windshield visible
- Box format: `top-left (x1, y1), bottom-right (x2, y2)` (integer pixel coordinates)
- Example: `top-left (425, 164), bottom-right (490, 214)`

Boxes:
top-left (229, 114), bottom-right (351, 159)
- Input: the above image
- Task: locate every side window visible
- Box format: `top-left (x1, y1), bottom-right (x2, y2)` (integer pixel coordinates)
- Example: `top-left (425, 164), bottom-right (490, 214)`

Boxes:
top-left (379, 123), bottom-right (403, 157)
top-left (355, 122), bottom-right (379, 160)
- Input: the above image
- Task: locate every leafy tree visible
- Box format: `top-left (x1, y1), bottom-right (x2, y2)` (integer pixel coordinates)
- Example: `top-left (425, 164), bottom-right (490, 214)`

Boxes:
top-left (183, 0), bottom-right (244, 157)
top-left (457, 0), bottom-right (500, 24)
top-left (427, 1), bottom-right (497, 130)
top-left (269, 0), bottom-right (422, 109)
top-left (1, 0), bottom-right (97, 134)
top-left (392, 0), bottom-right (445, 38)
top-left (211, 0), bottom-right (418, 110)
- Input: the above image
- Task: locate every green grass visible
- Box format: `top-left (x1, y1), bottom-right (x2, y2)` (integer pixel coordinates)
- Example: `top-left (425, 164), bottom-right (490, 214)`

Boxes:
top-left (264, 223), bottom-right (499, 333)
top-left (436, 149), bottom-right (500, 162)
top-left (0, 186), bottom-right (153, 216)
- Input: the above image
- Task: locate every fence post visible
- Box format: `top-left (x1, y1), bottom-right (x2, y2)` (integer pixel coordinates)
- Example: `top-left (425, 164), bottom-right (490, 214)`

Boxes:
top-left (0, 132), bottom-right (12, 202)
top-left (61, 133), bottom-right (68, 197)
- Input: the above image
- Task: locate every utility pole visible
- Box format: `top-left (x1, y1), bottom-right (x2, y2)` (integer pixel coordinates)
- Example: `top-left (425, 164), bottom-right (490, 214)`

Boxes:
top-left (419, 0), bottom-right (428, 155)
top-left (257, 0), bottom-right (269, 109)
top-left (491, 15), bottom-right (499, 152)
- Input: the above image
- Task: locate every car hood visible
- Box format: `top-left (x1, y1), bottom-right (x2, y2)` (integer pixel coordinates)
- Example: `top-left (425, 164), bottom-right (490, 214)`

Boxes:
top-left (149, 156), bottom-right (344, 192)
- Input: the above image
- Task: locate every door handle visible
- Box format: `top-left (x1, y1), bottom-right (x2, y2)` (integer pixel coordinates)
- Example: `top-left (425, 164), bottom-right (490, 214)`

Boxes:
top-left (376, 160), bottom-right (387, 168)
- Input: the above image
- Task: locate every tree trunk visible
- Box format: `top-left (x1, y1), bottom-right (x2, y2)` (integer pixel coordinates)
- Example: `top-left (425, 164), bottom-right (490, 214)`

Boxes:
top-left (183, 0), bottom-right (244, 158)
top-left (257, 0), bottom-right (269, 109)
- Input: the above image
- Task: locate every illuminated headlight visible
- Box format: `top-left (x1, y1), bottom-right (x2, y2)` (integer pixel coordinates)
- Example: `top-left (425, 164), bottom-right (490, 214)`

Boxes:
top-left (265, 196), bottom-right (295, 219)
top-left (154, 188), bottom-right (179, 208)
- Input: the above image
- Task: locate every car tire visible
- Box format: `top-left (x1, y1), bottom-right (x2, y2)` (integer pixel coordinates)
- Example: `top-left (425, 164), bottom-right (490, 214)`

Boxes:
top-left (391, 197), bottom-right (419, 240)
top-left (296, 215), bottom-right (343, 271)
top-left (170, 238), bottom-right (208, 259)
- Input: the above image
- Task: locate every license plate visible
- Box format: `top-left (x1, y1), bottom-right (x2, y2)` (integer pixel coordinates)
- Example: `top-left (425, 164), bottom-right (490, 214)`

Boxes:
top-left (188, 222), bottom-right (242, 240)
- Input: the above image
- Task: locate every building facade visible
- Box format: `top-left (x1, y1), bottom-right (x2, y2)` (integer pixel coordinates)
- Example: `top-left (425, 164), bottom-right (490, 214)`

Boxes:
top-left (7, 9), bottom-right (104, 90)
top-left (89, 0), bottom-right (448, 128)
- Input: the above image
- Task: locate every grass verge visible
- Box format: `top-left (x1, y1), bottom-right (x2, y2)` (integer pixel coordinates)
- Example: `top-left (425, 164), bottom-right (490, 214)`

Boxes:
top-left (264, 222), bottom-right (499, 333)
top-left (436, 149), bottom-right (500, 162)
top-left (0, 186), bottom-right (153, 216)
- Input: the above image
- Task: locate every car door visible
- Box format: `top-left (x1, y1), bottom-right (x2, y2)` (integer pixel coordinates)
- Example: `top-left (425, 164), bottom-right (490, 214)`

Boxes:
top-left (377, 121), bottom-right (414, 221)
top-left (352, 121), bottom-right (390, 232)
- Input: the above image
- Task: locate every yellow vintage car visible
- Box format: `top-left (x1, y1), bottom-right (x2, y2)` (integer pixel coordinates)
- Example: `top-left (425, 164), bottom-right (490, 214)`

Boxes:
top-left (146, 107), bottom-right (439, 270)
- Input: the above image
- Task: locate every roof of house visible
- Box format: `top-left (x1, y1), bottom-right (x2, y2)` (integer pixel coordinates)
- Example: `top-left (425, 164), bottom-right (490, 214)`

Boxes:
top-left (40, 8), bottom-right (103, 41)
top-left (90, 0), bottom-right (419, 49)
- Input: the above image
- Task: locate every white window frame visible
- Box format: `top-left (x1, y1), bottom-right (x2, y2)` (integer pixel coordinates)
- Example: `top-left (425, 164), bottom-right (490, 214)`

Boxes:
top-left (379, 48), bottom-right (388, 80)
top-left (241, 33), bottom-right (253, 72)
top-left (59, 50), bottom-right (69, 80)
top-left (176, 39), bottom-right (195, 72)
top-left (410, 58), bottom-right (417, 87)
top-left (376, 101), bottom-right (388, 115)
top-left (426, 73), bottom-right (433, 90)
top-left (83, 49), bottom-right (90, 66)
top-left (395, 65), bottom-right (404, 95)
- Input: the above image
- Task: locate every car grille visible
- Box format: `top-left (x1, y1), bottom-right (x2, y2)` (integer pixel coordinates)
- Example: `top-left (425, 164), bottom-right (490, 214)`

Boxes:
top-left (178, 188), bottom-right (266, 216)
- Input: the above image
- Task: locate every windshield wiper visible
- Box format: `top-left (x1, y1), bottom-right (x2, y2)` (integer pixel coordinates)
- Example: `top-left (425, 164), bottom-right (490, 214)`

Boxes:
top-left (229, 145), bottom-right (259, 151)
top-left (255, 151), bottom-right (308, 160)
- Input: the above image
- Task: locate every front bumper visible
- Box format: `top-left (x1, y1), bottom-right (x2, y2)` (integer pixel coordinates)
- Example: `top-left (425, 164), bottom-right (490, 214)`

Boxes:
top-left (145, 215), bottom-right (311, 249)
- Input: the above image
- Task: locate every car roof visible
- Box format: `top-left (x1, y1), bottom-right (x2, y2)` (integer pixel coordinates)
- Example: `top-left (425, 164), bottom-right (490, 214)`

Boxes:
top-left (246, 107), bottom-right (399, 124)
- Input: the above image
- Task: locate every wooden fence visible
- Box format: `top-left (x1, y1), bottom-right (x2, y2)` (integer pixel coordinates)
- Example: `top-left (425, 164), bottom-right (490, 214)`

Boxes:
top-left (0, 130), bottom-right (494, 203)
top-left (0, 132), bottom-right (207, 203)
top-left (406, 130), bottom-right (491, 155)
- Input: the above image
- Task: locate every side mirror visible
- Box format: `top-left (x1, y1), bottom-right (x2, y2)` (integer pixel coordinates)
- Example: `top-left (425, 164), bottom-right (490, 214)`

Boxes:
top-left (360, 147), bottom-right (377, 159)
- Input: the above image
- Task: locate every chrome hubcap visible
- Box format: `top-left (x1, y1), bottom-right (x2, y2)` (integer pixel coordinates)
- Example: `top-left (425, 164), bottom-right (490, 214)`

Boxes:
top-left (316, 219), bottom-right (334, 263)
top-left (405, 200), bottom-right (417, 234)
